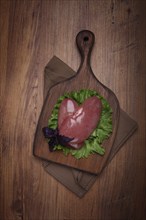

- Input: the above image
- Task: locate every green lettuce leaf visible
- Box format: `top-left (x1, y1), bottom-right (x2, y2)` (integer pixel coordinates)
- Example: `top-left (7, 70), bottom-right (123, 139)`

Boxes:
top-left (48, 89), bottom-right (112, 159)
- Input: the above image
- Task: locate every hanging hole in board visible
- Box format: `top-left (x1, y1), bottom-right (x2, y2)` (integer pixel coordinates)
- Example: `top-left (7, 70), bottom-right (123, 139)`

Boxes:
top-left (84, 36), bottom-right (89, 42)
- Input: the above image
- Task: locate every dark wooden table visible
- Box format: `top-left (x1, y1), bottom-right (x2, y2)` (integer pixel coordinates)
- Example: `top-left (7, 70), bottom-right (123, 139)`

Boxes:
top-left (0, 1), bottom-right (146, 220)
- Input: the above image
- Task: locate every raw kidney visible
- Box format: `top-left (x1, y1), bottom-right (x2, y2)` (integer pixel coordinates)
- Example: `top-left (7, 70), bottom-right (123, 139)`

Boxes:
top-left (58, 96), bottom-right (102, 149)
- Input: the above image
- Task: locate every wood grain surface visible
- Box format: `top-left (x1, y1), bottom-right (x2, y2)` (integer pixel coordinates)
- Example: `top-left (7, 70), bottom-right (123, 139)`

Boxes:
top-left (0, 0), bottom-right (146, 220)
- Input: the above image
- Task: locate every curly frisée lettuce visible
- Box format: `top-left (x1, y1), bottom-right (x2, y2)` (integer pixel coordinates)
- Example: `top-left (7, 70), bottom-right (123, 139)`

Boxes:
top-left (48, 89), bottom-right (112, 159)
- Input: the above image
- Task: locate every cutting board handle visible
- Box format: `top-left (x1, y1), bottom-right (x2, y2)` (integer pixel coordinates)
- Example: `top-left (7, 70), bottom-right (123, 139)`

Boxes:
top-left (76, 30), bottom-right (95, 66)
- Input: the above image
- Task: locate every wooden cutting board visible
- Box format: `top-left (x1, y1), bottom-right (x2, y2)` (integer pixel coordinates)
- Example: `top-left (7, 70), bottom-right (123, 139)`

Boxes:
top-left (33, 30), bottom-right (120, 174)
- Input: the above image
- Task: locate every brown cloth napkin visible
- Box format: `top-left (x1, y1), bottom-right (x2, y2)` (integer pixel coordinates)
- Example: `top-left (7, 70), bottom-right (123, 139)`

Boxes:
top-left (41, 56), bottom-right (138, 198)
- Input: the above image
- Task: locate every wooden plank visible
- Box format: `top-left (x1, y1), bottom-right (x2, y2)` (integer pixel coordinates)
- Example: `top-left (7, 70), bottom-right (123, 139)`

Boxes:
top-left (0, 0), bottom-right (146, 220)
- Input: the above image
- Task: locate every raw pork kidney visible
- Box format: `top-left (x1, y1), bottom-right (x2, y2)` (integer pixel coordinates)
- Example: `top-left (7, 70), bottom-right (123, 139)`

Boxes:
top-left (58, 96), bottom-right (102, 149)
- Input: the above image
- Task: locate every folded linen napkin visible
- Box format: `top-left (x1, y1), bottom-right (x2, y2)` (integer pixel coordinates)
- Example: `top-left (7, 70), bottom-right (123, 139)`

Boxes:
top-left (40, 56), bottom-right (138, 197)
